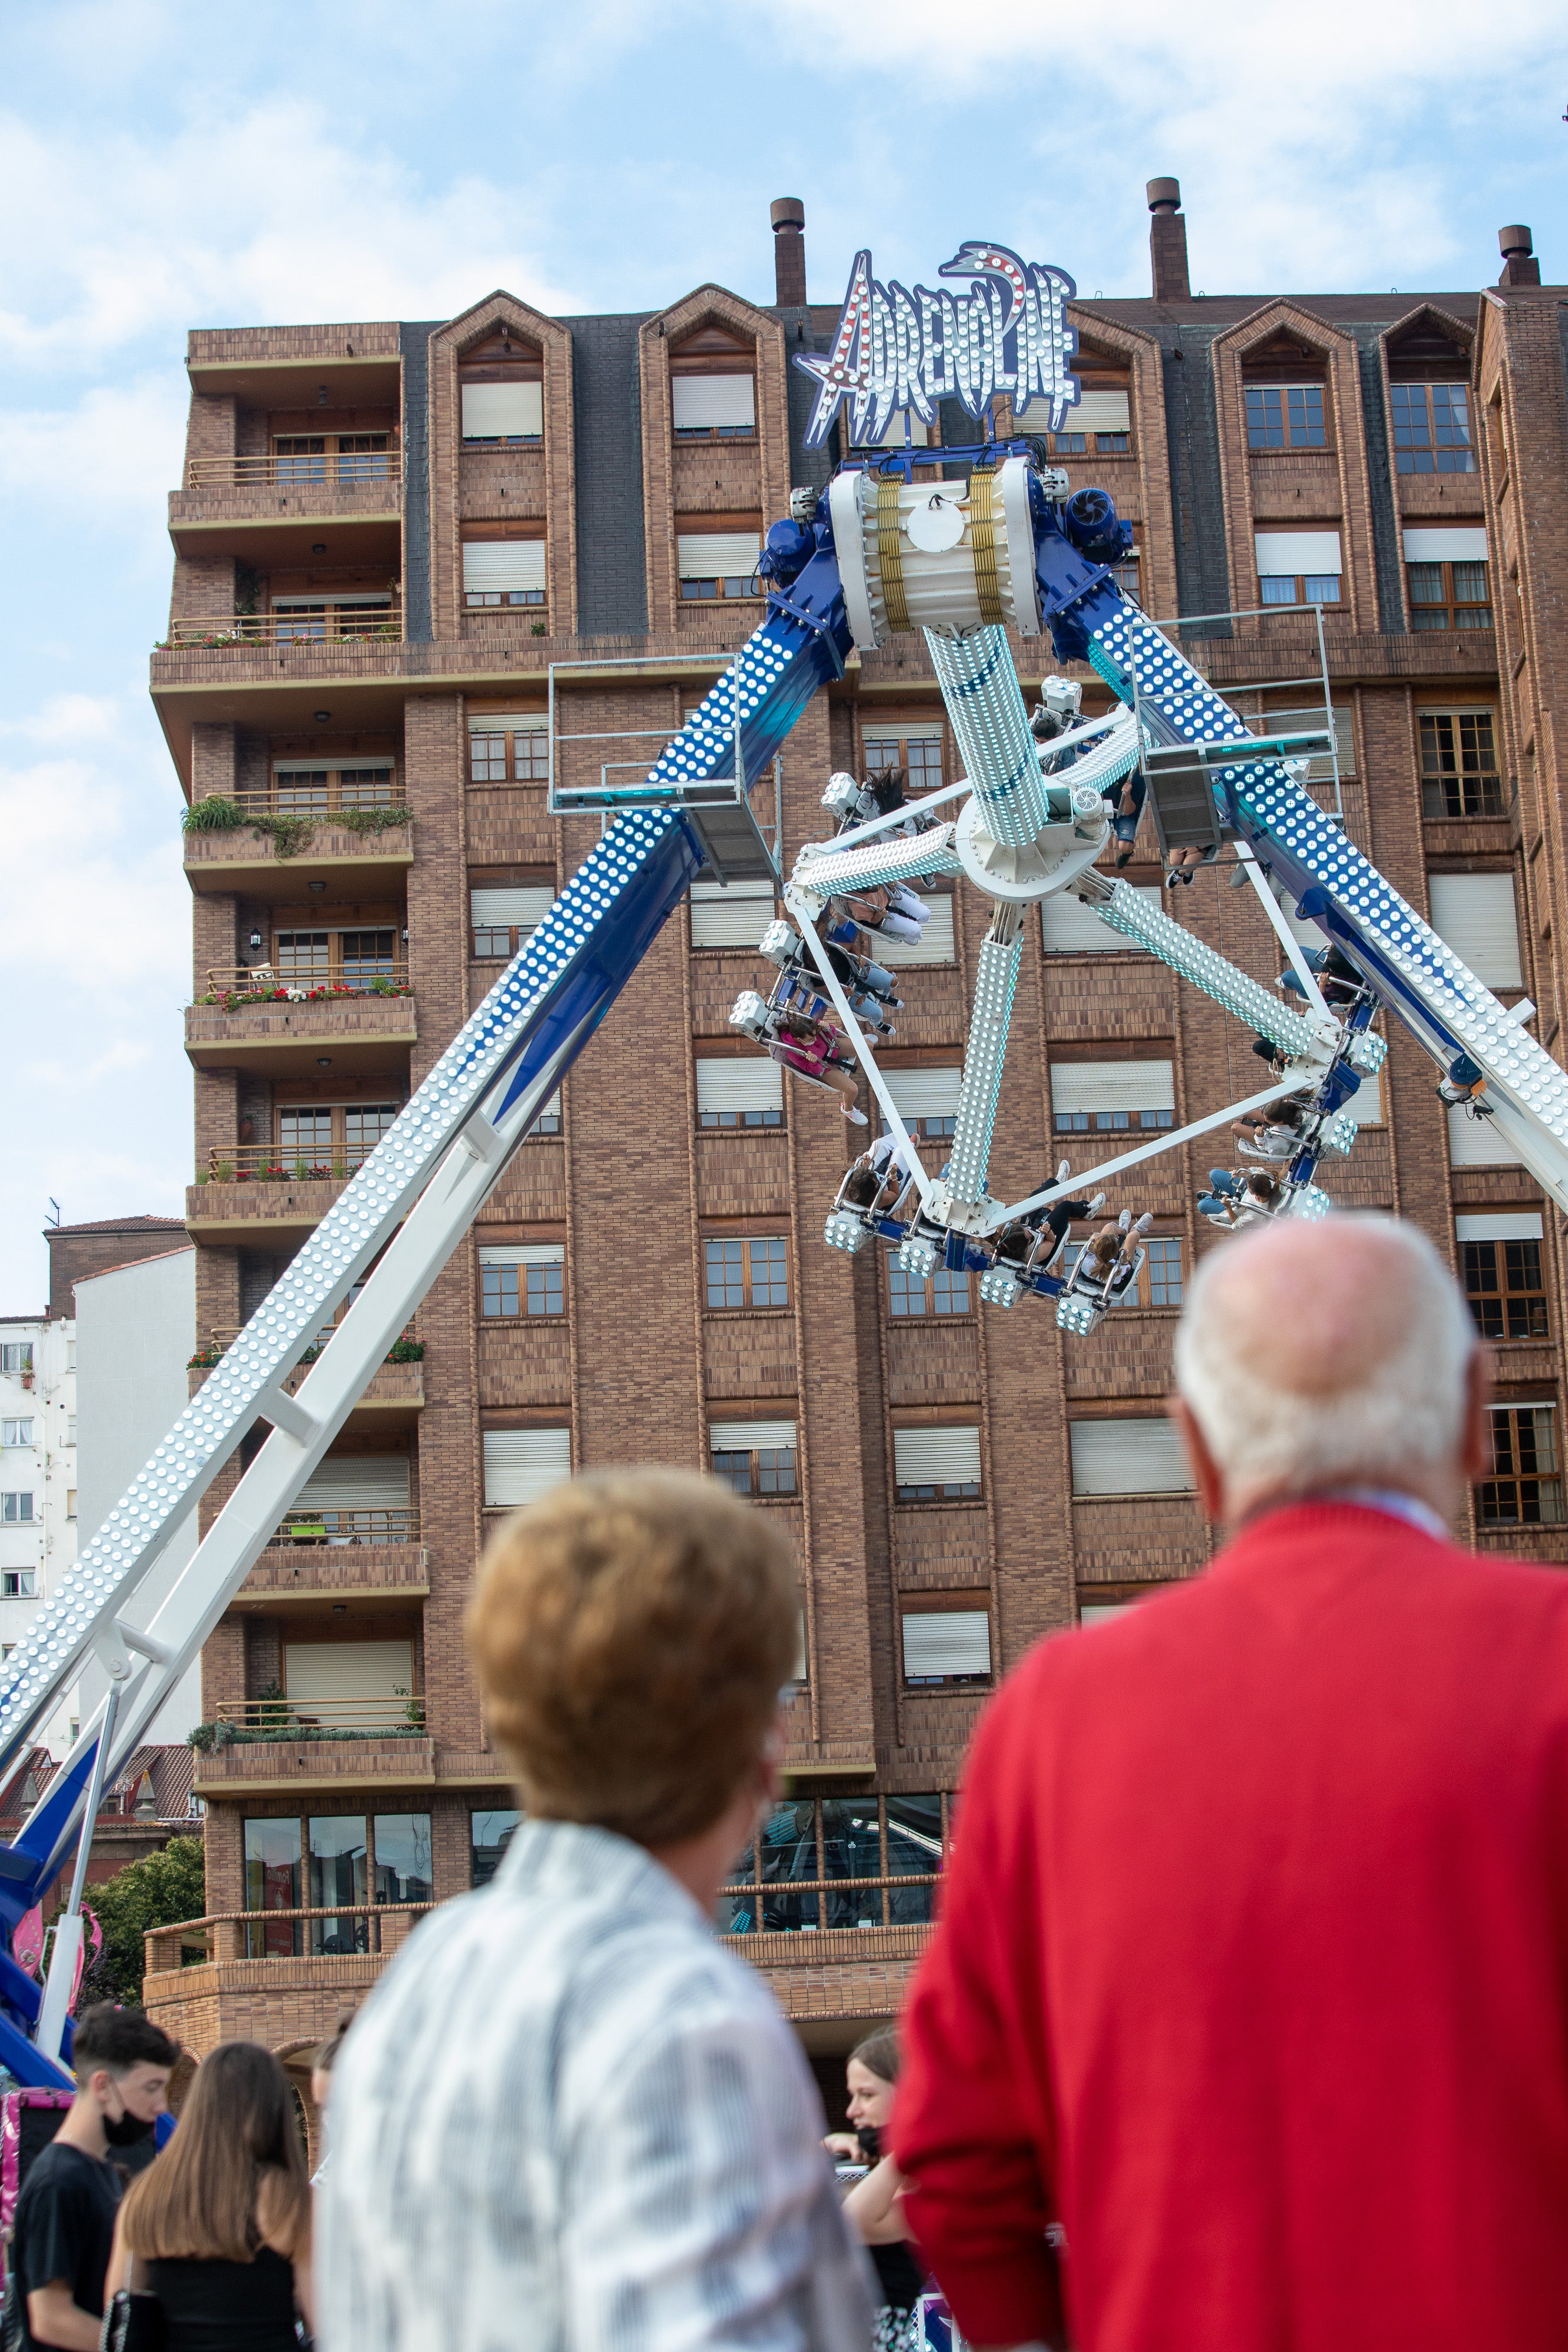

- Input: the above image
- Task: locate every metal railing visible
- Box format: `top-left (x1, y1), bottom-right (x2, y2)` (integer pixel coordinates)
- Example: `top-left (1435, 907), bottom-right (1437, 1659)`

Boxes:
top-left (145, 1902), bottom-right (434, 1973)
top-left (162, 607), bottom-right (402, 649)
top-left (269, 1509), bottom-right (421, 1548)
top-left (210, 1693), bottom-right (426, 1736)
top-left (183, 452), bottom-right (403, 491)
top-left (197, 963), bottom-right (412, 1002)
top-left (202, 1143), bottom-right (392, 1184)
top-left (719, 1870), bottom-right (940, 1933)
top-left (185, 783), bottom-right (406, 822)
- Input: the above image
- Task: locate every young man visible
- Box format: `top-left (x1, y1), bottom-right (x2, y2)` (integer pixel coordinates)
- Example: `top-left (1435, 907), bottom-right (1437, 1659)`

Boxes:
top-left (7, 2004), bottom-right (178, 2350)
top-left (318, 1469), bottom-right (874, 2352)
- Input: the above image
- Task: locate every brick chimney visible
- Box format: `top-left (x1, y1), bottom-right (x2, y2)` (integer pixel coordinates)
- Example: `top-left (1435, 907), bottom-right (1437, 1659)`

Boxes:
top-left (1498, 224), bottom-right (1542, 287)
top-left (1148, 178), bottom-right (1190, 302)
top-left (771, 198), bottom-right (807, 307)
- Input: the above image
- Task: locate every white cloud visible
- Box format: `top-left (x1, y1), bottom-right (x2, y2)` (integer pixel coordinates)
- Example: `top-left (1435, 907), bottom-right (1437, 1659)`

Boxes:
top-left (0, 377), bottom-right (188, 516)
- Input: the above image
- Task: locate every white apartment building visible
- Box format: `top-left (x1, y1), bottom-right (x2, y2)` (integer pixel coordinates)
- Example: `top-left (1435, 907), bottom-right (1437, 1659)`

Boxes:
top-left (0, 1314), bottom-right (79, 1755)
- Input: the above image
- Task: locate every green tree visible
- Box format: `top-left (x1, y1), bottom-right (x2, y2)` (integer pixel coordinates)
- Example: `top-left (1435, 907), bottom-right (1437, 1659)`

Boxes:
top-left (76, 1836), bottom-right (206, 2007)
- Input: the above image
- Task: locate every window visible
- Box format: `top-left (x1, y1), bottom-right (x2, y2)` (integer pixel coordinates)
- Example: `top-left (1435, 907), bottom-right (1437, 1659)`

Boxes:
top-left (373, 1812), bottom-right (433, 1903)
top-left (709, 1419), bottom-right (797, 1498)
top-left (270, 594), bottom-right (394, 643)
top-left (309, 1815), bottom-right (368, 1956)
top-left (1144, 1235), bottom-right (1184, 1308)
top-left (888, 1255), bottom-right (969, 1317)
top-left (470, 883), bottom-right (555, 959)
top-left (882, 1066), bottom-right (961, 1142)
top-left (1016, 388), bottom-right (1131, 457)
top-left (1420, 711), bottom-right (1505, 819)
top-left (1426, 873), bottom-right (1523, 991)
top-left (273, 434), bottom-right (326, 483)
top-left (1111, 553), bottom-right (1140, 600)
top-left (1, 1495), bottom-right (34, 1524)
top-left (244, 1817), bottom-right (302, 1958)
top-left (1245, 383), bottom-right (1326, 449)
top-left (461, 380), bottom-right (543, 443)
top-left (479, 1244), bottom-right (564, 1318)
top-left (533, 1091), bottom-right (561, 1137)
top-left (877, 895), bottom-right (955, 968)
top-left (1069, 1418), bottom-right (1193, 1497)
top-left (471, 1808), bottom-right (520, 1887)
top-left (0, 1347), bottom-right (32, 1378)
top-left (1051, 1058), bottom-right (1175, 1135)
top-left (463, 538), bottom-right (546, 609)
top-left (483, 1427), bottom-right (571, 1509)
top-left (1447, 1102), bottom-right (1522, 1170)
top-left (720, 1793), bottom-right (950, 1933)
top-left (861, 729), bottom-right (945, 797)
top-left (273, 432), bottom-right (391, 482)
top-left (689, 880), bottom-right (776, 950)
top-left (1, 1421), bottom-right (33, 1448)
top-left (274, 1103), bottom-right (400, 1177)
top-left (1480, 1405), bottom-right (1564, 1527)
top-left (467, 714), bottom-right (549, 784)
top-left (272, 761), bottom-right (398, 816)
top-left (2, 1572), bottom-right (35, 1599)
top-left (671, 375), bottom-right (756, 437)
top-left (65, 1491), bottom-right (75, 1521)
top-left (704, 1237), bottom-right (789, 1309)
top-left (65, 1415), bottom-right (76, 1447)
top-left (1459, 1214), bottom-right (1547, 1341)
top-left (901, 1608), bottom-right (991, 1686)
top-left (1255, 531), bottom-right (1342, 607)
top-left (1042, 886), bottom-right (1159, 954)
top-left (1390, 383), bottom-right (1475, 475)
top-left (1404, 529), bottom-right (1490, 631)
top-left (893, 1426), bottom-right (981, 1502)
top-left (677, 532), bottom-right (762, 601)
top-left (336, 433), bottom-right (391, 483)
top-left (284, 1454), bottom-right (412, 1544)
top-left (696, 1058), bottom-right (783, 1128)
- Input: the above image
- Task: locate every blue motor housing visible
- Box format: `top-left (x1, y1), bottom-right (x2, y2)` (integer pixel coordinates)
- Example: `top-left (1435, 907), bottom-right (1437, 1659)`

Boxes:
top-left (1060, 487), bottom-right (1133, 567)
top-left (758, 517), bottom-right (817, 589)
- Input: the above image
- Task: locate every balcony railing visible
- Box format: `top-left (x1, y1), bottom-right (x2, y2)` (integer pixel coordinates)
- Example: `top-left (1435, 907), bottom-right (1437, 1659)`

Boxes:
top-left (146, 1902), bottom-right (433, 1972)
top-left (195, 964), bottom-right (412, 1007)
top-left (718, 1872), bottom-right (940, 1933)
top-left (160, 607), bottom-right (402, 650)
top-left (185, 783), bottom-right (406, 823)
top-left (183, 452), bottom-right (403, 490)
top-left (202, 1142), bottom-right (390, 1183)
top-left (203, 1692), bottom-right (426, 1741)
top-left (270, 1509), bottom-right (421, 1548)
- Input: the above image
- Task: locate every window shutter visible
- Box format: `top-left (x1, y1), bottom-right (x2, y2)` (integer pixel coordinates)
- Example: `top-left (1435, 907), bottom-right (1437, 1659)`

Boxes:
top-left (1427, 874), bottom-right (1522, 989)
top-left (272, 593), bottom-right (391, 611)
top-left (884, 1067), bottom-right (962, 1121)
top-left (671, 375), bottom-right (755, 431)
top-left (878, 898), bottom-right (955, 967)
top-left (696, 1058), bottom-right (782, 1115)
top-left (1042, 886), bottom-right (1159, 953)
top-left (902, 1611), bottom-right (991, 1677)
top-left (1018, 389), bottom-right (1129, 434)
top-left (1446, 1105), bottom-right (1521, 1167)
top-left (690, 880), bottom-right (775, 948)
top-left (708, 1419), bottom-right (797, 1452)
top-left (1069, 1418), bottom-right (1193, 1496)
top-left (1253, 531), bottom-right (1343, 577)
top-left (894, 1427), bottom-right (982, 1485)
top-left (483, 1428), bottom-right (571, 1508)
top-left (462, 382), bottom-right (543, 439)
top-left (285, 1640), bottom-right (414, 1712)
top-left (1456, 1211), bottom-right (1543, 1242)
top-left (470, 886), bottom-right (556, 931)
top-left (1050, 1060), bottom-right (1175, 1115)
top-left (677, 533), bottom-right (761, 582)
top-left (478, 1244), bottom-right (564, 1269)
top-left (862, 413), bottom-right (930, 449)
top-left (295, 1457), bottom-right (410, 1512)
top-left (466, 713), bottom-right (546, 735)
top-left (1403, 526), bottom-right (1488, 564)
top-left (463, 542), bottom-right (547, 594)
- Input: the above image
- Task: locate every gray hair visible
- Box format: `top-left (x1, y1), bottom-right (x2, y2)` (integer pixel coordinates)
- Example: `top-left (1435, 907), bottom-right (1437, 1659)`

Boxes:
top-left (1174, 1216), bottom-right (1477, 1505)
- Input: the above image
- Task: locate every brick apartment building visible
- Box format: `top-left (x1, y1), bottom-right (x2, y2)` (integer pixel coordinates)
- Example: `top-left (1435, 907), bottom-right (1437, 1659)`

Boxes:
top-left (140, 184), bottom-right (1568, 2099)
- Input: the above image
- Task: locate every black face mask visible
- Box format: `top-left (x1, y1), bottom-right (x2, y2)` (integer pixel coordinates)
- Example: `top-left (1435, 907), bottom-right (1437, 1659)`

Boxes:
top-left (103, 2112), bottom-right (154, 2149)
top-left (856, 2124), bottom-right (882, 2163)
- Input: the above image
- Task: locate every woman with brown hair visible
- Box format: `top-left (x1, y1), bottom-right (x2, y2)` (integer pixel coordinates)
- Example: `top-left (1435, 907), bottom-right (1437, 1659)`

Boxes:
top-left (106, 2040), bottom-right (312, 2349)
top-left (824, 2027), bottom-right (925, 2352)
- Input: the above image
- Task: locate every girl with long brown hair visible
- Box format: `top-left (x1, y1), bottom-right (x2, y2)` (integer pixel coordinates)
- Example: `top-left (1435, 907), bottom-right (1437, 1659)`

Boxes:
top-left (107, 2040), bottom-right (313, 2348)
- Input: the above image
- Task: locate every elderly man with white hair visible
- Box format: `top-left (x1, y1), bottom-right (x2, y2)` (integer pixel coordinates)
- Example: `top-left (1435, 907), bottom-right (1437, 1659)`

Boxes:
top-left (894, 1214), bottom-right (1568, 2352)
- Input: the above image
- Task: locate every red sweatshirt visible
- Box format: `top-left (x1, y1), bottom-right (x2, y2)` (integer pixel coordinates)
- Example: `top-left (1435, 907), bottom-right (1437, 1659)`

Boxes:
top-left (894, 1503), bottom-right (1568, 2351)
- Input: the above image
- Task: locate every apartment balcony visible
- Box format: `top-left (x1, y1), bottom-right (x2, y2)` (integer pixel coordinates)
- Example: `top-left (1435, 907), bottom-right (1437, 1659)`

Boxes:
top-left (185, 968), bottom-right (414, 1077)
top-left (183, 787), bottom-right (411, 897)
top-left (188, 1346), bottom-right (423, 1424)
top-left (191, 1728), bottom-right (435, 1798)
top-left (237, 1537), bottom-right (430, 1610)
top-left (162, 606), bottom-right (402, 652)
top-left (170, 451), bottom-right (403, 557)
top-left (188, 1140), bottom-right (374, 1244)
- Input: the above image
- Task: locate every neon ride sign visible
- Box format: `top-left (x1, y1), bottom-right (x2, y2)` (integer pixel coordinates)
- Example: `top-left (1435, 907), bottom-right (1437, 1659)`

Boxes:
top-left (795, 241), bottom-right (1081, 450)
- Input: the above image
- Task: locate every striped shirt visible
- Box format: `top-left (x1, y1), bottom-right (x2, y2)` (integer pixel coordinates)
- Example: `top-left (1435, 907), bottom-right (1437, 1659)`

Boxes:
top-left (317, 1818), bottom-right (876, 2352)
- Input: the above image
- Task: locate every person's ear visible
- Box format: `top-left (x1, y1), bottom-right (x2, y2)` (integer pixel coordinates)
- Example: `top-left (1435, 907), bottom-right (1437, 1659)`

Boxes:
top-left (1170, 1395), bottom-right (1226, 1523)
top-left (1460, 1343), bottom-right (1495, 1484)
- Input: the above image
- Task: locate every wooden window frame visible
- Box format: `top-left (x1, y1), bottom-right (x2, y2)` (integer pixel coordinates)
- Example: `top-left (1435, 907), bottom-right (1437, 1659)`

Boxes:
top-left (1420, 710), bottom-right (1505, 819)
top-left (718, 1793), bottom-right (950, 1933)
top-left (1245, 382), bottom-right (1329, 451)
top-left (479, 1254), bottom-right (565, 1322)
top-left (1389, 382), bottom-right (1476, 476)
top-left (710, 1440), bottom-right (798, 1498)
top-left (1258, 572), bottom-right (1342, 609)
top-left (1463, 1238), bottom-right (1549, 1342)
top-left (702, 1235), bottom-right (790, 1312)
top-left (860, 726), bottom-right (946, 797)
top-left (468, 722), bottom-right (549, 787)
top-left (887, 1256), bottom-right (971, 1319)
top-left (1052, 1105), bottom-right (1175, 1137)
top-left (273, 1101), bottom-right (402, 1178)
top-left (1407, 559), bottom-right (1492, 634)
top-left (1480, 1402), bottom-right (1565, 1529)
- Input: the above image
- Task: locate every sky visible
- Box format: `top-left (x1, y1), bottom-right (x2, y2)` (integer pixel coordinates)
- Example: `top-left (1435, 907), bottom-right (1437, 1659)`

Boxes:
top-left (0, 0), bottom-right (1564, 1308)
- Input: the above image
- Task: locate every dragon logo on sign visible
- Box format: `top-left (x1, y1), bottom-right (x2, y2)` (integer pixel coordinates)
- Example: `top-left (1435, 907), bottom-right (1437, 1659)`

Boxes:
top-left (795, 242), bottom-right (1080, 450)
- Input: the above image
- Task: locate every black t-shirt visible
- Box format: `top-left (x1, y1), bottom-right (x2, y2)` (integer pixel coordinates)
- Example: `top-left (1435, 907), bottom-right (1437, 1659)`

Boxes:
top-left (6, 2141), bottom-right (122, 2348)
top-left (871, 2239), bottom-right (927, 2313)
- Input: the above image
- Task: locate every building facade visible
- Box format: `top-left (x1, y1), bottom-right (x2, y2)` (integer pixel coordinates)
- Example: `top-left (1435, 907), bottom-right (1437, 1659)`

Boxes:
top-left (140, 187), bottom-right (1568, 2096)
top-left (0, 1314), bottom-right (77, 1758)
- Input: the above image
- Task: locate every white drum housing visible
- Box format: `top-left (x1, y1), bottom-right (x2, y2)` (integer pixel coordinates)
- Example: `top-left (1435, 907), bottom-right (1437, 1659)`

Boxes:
top-left (827, 456), bottom-right (1044, 649)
